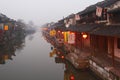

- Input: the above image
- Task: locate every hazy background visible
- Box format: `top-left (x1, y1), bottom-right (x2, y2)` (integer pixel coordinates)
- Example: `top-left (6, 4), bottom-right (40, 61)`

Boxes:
top-left (0, 0), bottom-right (103, 26)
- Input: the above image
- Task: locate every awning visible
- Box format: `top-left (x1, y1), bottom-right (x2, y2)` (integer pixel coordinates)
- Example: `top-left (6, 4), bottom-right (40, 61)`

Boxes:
top-left (90, 24), bottom-right (120, 37)
top-left (108, 7), bottom-right (120, 13)
top-left (67, 24), bottom-right (103, 33)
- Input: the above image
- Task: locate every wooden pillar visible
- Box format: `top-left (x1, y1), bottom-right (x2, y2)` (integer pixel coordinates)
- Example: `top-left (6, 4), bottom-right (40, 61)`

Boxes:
top-left (81, 34), bottom-right (84, 51)
top-left (80, 33), bottom-right (82, 50)
top-left (91, 35), bottom-right (95, 56)
top-left (90, 35), bottom-right (94, 57)
top-left (112, 37), bottom-right (115, 67)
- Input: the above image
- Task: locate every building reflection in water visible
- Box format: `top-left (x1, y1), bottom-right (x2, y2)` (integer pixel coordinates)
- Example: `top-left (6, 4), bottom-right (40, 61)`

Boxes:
top-left (50, 48), bottom-right (102, 80)
top-left (0, 31), bottom-right (25, 64)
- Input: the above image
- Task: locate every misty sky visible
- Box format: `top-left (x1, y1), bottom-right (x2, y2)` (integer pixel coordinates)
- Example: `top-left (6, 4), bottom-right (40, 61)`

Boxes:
top-left (0, 0), bottom-right (103, 26)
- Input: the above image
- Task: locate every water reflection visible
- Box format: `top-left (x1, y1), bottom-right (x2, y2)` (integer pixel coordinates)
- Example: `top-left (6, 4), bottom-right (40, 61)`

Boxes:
top-left (50, 48), bottom-right (102, 80)
top-left (0, 31), bottom-right (25, 64)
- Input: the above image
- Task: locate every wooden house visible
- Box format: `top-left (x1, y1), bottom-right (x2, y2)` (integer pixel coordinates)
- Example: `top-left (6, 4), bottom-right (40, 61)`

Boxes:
top-left (42, 0), bottom-right (120, 78)
top-left (65, 0), bottom-right (120, 79)
top-left (88, 1), bottom-right (120, 80)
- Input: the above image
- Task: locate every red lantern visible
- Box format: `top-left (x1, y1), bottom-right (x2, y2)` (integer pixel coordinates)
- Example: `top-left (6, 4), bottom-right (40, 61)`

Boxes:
top-left (58, 30), bottom-right (61, 33)
top-left (70, 75), bottom-right (75, 80)
top-left (61, 56), bottom-right (64, 59)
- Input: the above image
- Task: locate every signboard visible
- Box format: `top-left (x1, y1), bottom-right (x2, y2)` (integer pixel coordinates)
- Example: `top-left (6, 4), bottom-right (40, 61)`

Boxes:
top-left (64, 32), bottom-right (68, 43)
top-left (63, 31), bottom-right (75, 44)
top-left (96, 6), bottom-right (103, 17)
top-left (75, 14), bottom-right (80, 20)
top-left (68, 32), bottom-right (75, 44)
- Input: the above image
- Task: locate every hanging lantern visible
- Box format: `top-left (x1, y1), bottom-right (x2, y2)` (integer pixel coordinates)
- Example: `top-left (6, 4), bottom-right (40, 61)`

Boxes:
top-left (70, 75), bottom-right (75, 80)
top-left (50, 29), bottom-right (56, 36)
top-left (61, 55), bottom-right (64, 59)
top-left (82, 33), bottom-right (88, 39)
top-left (4, 25), bottom-right (9, 31)
top-left (58, 30), bottom-right (61, 33)
top-left (62, 32), bottom-right (64, 34)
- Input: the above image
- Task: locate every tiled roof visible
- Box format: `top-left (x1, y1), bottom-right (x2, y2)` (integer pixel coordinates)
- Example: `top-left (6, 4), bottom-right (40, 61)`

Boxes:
top-left (78, 0), bottom-right (118, 15)
top-left (90, 24), bottom-right (120, 37)
top-left (108, 7), bottom-right (120, 13)
top-left (67, 24), bottom-right (103, 32)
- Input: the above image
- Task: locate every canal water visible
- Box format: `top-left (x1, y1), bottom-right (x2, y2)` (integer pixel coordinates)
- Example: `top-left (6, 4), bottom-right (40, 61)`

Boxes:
top-left (0, 31), bottom-right (102, 80)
